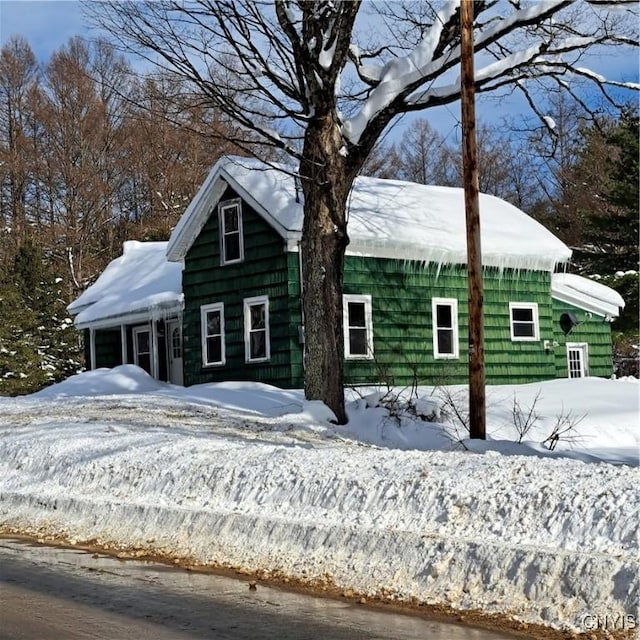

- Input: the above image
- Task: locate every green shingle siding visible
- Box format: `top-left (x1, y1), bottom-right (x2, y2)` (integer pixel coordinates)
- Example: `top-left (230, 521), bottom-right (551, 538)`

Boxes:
top-left (182, 186), bottom-right (299, 387)
top-left (341, 259), bottom-right (556, 386)
top-left (181, 190), bottom-right (614, 389)
top-left (552, 299), bottom-right (614, 378)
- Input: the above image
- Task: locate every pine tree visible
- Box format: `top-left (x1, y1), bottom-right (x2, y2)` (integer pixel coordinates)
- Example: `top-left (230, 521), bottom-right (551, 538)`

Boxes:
top-left (564, 108), bottom-right (640, 377)
top-left (0, 240), bottom-right (81, 396)
top-left (572, 108), bottom-right (639, 274)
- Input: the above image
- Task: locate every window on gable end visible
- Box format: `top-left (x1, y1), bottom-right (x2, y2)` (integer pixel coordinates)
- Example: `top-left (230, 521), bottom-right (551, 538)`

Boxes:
top-left (432, 298), bottom-right (459, 359)
top-left (218, 199), bottom-right (244, 265)
top-left (343, 295), bottom-right (374, 360)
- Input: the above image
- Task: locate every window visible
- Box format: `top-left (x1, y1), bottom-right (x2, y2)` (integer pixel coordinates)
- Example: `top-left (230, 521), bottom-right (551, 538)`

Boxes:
top-left (132, 326), bottom-right (152, 374)
top-left (218, 200), bottom-right (243, 265)
top-left (432, 298), bottom-right (459, 359)
top-left (343, 295), bottom-right (374, 359)
top-left (171, 326), bottom-right (182, 360)
top-left (244, 296), bottom-right (270, 362)
top-left (509, 302), bottom-right (540, 341)
top-left (201, 303), bottom-right (225, 366)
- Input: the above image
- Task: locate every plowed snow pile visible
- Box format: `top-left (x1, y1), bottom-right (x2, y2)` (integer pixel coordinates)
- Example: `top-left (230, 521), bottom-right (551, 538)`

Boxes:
top-left (0, 366), bottom-right (638, 632)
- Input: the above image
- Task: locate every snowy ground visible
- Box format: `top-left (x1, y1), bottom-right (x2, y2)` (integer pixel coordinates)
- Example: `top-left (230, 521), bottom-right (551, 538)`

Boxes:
top-left (0, 366), bottom-right (638, 633)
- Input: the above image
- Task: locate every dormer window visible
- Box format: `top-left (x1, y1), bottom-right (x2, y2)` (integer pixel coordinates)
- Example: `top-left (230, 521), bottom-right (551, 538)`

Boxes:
top-left (219, 199), bottom-right (244, 265)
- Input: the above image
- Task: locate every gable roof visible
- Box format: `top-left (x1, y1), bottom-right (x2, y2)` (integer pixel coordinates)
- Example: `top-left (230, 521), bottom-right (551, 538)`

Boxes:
top-left (551, 273), bottom-right (625, 318)
top-left (67, 241), bottom-right (183, 329)
top-left (167, 155), bottom-right (571, 272)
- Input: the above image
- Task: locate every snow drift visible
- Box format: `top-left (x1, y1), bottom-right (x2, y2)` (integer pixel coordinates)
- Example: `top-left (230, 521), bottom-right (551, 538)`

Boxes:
top-left (0, 368), bottom-right (638, 633)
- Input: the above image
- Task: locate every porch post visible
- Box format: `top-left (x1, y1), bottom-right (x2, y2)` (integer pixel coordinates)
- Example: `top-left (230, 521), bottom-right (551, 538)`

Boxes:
top-left (151, 321), bottom-right (159, 380)
top-left (89, 328), bottom-right (96, 370)
top-left (120, 325), bottom-right (127, 365)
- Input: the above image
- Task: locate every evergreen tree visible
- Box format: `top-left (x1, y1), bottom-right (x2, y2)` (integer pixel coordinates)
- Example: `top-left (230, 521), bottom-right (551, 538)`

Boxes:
top-left (572, 108), bottom-right (639, 274)
top-left (561, 108), bottom-right (640, 377)
top-left (0, 240), bottom-right (81, 396)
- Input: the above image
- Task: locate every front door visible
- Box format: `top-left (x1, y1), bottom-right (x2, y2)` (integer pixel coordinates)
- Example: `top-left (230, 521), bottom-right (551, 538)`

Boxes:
top-left (167, 320), bottom-right (184, 385)
top-left (567, 343), bottom-right (588, 378)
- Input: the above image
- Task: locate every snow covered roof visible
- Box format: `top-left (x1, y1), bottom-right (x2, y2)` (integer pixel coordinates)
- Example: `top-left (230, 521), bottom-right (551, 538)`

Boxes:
top-left (68, 241), bottom-right (183, 329)
top-left (551, 273), bottom-right (625, 319)
top-left (167, 155), bottom-right (572, 272)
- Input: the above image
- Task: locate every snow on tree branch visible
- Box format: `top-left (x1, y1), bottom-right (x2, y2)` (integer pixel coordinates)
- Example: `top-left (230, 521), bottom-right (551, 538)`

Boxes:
top-left (86, 0), bottom-right (638, 160)
top-left (343, 0), bottom-right (638, 145)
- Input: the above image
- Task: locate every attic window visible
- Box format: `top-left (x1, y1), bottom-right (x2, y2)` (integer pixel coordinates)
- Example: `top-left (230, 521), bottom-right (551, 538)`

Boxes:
top-left (509, 302), bottom-right (540, 341)
top-left (219, 199), bottom-right (244, 265)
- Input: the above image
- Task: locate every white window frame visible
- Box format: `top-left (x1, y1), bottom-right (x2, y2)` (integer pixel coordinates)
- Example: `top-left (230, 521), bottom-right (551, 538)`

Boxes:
top-left (509, 302), bottom-right (540, 342)
top-left (343, 294), bottom-right (374, 360)
top-left (218, 199), bottom-right (244, 265)
top-left (566, 342), bottom-right (589, 378)
top-left (132, 325), bottom-right (152, 371)
top-left (244, 295), bottom-right (270, 363)
top-left (200, 303), bottom-right (225, 367)
top-left (432, 297), bottom-right (459, 359)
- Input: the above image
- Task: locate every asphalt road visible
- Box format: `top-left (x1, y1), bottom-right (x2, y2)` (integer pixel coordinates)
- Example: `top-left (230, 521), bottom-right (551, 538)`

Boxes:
top-left (0, 538), bottom-right (513, 639)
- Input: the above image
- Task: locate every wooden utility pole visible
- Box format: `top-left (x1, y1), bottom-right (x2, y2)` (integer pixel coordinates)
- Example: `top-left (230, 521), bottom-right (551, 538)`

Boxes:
top-left (460, 0), bottom-right (486, 439)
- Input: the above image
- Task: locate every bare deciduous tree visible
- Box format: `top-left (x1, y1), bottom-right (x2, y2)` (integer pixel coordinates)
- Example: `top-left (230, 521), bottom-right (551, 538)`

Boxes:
top-left (0, 36), bottom-right (40, 243)
top-left (86, 0), bottom-right (638, 423)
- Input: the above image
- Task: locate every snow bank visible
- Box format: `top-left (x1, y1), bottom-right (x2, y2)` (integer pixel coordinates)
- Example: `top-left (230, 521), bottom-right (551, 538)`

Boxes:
top-left (0, 369), bottom-right (638, 632)
top-left (32, 365), bottom-right (166, 398)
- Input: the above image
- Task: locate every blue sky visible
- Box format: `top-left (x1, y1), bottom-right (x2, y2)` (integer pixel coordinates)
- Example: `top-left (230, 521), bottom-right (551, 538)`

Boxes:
top-left (0, 1), bottom-right (90, 63)
top-left (0, 0), bottom-right (637, 142)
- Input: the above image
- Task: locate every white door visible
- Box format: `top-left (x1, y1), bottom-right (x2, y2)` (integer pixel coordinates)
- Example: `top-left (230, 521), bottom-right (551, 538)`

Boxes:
top-left (567, 343), bottom-right (588, 378)
top-left (167, 320), bottom-right (184, 385)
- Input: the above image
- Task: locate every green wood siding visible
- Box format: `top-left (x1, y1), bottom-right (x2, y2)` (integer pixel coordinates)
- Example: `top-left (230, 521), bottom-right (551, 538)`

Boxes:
top-left (94, 328), bottom-right (122, 369)
top-left (180, 188), bottom-right (613, 389)
top-left (182, 186), bottom-right (299, 387)
top-left (341, 259), bottom-right (556, 386)
top-left (552, 299), bottom-right (614, 378)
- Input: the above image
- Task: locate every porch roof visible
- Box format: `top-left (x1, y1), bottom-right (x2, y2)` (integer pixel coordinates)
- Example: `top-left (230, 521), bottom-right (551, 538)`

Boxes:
top-left (67, 241), bottom-right (183, 330)
top-left (551, 273), bottom-right (625, 318)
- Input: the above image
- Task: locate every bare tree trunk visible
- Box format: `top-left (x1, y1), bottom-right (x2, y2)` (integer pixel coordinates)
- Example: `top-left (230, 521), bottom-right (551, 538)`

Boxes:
top-left (300, 115), bottom-right (350, 425)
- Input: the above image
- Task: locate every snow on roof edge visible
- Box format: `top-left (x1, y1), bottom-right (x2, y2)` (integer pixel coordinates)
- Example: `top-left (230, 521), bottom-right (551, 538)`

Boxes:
top-left (551, 273), bottom-right (625, 318)
top-left (167, 155), bottom-right (571, 272)
top-left (73, 297), bottom-right (184, 330)
top-left (166, 160), bottom-right (229, 262)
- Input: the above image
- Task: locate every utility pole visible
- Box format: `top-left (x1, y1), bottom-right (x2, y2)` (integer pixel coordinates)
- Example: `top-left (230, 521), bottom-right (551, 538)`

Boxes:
top-left (460, 0), bottom-right (486, 439)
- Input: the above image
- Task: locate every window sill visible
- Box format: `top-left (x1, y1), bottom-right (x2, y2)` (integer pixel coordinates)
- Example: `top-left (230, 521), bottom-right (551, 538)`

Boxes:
top-left (220, 258), bottom-right (244, 266)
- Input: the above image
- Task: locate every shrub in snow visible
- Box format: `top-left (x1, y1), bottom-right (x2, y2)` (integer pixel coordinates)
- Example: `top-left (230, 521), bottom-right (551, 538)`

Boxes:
top-left (356, 387), bottom-right (443, 424)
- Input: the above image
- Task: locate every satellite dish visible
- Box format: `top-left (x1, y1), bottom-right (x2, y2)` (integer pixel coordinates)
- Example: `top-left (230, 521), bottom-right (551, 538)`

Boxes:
top-left (559, 312), bottom-right (579, 335)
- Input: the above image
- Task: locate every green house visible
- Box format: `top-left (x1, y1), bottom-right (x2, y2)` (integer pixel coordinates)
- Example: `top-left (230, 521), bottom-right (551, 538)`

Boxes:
top-left (69, 155), bottom-right (625, 388)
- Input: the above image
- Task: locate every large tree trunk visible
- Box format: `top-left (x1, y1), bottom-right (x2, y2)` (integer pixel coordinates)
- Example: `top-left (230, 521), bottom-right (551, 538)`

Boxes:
top-left (299, 115), bottom-right (351, 425)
